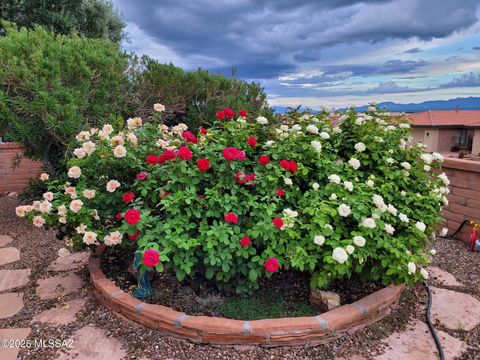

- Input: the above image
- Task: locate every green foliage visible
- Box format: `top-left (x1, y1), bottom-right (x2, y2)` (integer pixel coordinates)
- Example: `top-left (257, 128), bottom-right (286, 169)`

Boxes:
top-left (19, 108), bottom-right (446, 294)
top-left (0, 0), bottom-right (125, 43)
top-left (132, 57), bottom-right (273, 130)
top-left (0, 22), bottom-right (132, 172)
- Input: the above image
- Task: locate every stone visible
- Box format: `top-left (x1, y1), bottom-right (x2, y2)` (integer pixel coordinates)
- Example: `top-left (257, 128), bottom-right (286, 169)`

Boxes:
top-left (0, 235), bottom-right (13, 247)
top-left (57, 326), bottom-right (126, 360)
top-left (36, 273), bottom-right (83, 300)
top-left (430, 286), bottom-right (480, 331)
top-left (33, 298), bottom-right (85, 325)
top-left (49, 251), bottom-right (90, 272)
top-left (0, 247), bottom-right (21, 266)
top-left (0, 293), bottom-right (24, 319)
top-left (0, 269), bottom-right (31, 292)
top-left (374, 319), bottom-right (466, 360)
top-left (0, 328), bottom-right (31, 360)
top-left (309, 289), bottom-right (341, 312)
top-left (427, 267), bottom-right (463, 287)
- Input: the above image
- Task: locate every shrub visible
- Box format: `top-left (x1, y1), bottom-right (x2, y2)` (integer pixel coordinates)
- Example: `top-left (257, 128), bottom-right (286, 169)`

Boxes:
top-left (132, 57), bottom-right (273, 130)
top-left (17, 106), bottom-right (446, 294)
top-left (0, 22), bottom-right (132, 173)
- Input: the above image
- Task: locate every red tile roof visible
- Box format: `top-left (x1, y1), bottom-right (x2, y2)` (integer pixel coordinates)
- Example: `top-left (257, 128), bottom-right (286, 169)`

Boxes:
top-left (408, 110), bottom-right (480, 128)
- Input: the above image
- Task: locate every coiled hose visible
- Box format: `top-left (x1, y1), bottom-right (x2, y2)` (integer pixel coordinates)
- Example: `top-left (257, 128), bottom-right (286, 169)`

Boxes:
top-left (426, 283), bottom-right (445, 360)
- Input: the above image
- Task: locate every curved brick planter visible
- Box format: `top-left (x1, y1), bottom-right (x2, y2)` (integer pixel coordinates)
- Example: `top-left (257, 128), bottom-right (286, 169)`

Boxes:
top-left (88, 246), bottom-right (405, 346)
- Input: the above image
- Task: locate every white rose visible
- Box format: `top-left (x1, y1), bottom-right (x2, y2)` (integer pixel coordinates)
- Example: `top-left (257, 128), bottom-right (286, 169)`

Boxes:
top-left (320, 131), bottom-right (330, 140)
top-left (344, 181), bottom-right (354, 192)
top-left (399, 123), bottom-right (410, 128)
top-left (438, 173), bottom-right (450, 186)
top-left (39, 201), bottom-right (52, 214)
top-left (311, 140), bottom-right (322, 153)
top-left (407, 262), bottom-right (416, 275)
top-left (82, 141), bottom-right (96, 156)
top-left (312, 182), bottom-right (320, 190)
top-left (366, 179), bottom-right (374, 187)
top-left (83, 231), bottom-right (98, 245)
top-left (332, 126), bottom-right (342, 134)
top-left (329, 193), bottom-right (337, 200)
top-left (154, 103), bottom-right (165, 112)
top-left (127, 117), bottom-right (142, 130)
top-left (421, 153), bottom-right (433, 164)
top-left (415, 221), bottom-right (426, 232)
top-left (355, 117), bottom-right (364, 125)
top-left (348, 158), bottom-right (361, 169)
top-left (73, 148), bottom-right (86, 158)
top-left (346, 245), bottom-right (355, 254)
top-left (15, 206), bottom-right (27, 217)
top-left (328, 174), bottom-right (341, 184)
top-left (401, 191), bottom-right (406, 197)
top-left (424, 165), bottom-right (431, 172)
top-left (128, 132), bottom-right (138, 146)
top-left (332, 247), bottom-right (348, 264)
top-left (68, 166), bottom-right (81, 179)
top-left (113, 145), bottom-right (127, 158)
top-left (354, 142), bottom-right (366, 152)
top-left (57, 205), bottom-right (67, 217)
top-left (256, 116), bottom-right (268, 125)
top-left (338, 204), bottom-right (351, 217)
top-left (400, 162), bottom-right (411, 170)
top-left (353, 236), bottom-right (366, 247)
top-left (420, 268), bottom-right (429, 280)
top-left (58, 217), bottom-right (67, 224)
top-left (387, 204), bottom-right (397, 216)
top-left (398, 213), bottom-right (409, 223)
top-left (384, 223), bottom-right (395, 235)
top-left (306, 124), bottom-right (319, 134)
top-left (102, 124), bottom-right (114, 136)
top-left (362, 218), bottom-right (376, 229)
top-left (313, 235), bottom-right (325, 246)
top-left (106, 180), bottom-right (120, 193)
top-left (440, 227), bottom-right (448, 237)
top-left (33, 216), bottom-right (45, 227)
top-left (83, 189), bottom-right (96, 199)
top-left (39, 173), bottom-right (50, 181)
top-left (43, 192), bottom-right (54, 201)
top-left (104, 231), bottom-right (123, 246)
top-left (367, 106), bottom-right (376, 112)
top-left (432, 152), bottom-right (444, 162)
top-left (69, 199), bottom-right (84, 213)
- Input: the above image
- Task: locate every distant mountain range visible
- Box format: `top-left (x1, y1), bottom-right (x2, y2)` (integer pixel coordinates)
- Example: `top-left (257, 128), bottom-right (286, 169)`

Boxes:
top-left (272, 97), bottom-right (480, 114)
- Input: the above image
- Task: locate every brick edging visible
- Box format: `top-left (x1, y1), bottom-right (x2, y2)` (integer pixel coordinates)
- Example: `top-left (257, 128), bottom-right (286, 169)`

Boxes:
top-left (88, 246), bottom-right (405, 346)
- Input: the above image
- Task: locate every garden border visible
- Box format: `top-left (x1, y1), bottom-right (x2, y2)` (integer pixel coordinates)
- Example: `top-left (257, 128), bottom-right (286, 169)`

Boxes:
top-left (88, 245), bottom-right (405, 346)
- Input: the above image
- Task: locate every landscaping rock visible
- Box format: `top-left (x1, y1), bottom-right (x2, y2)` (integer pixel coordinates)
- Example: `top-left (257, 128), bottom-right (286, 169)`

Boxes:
top-left (0, 328), bottom-right (31, 360)
top-left (374, 319), bottom-right (466, 360)
top-left (0, 235), bottom-right (13, 247)
top-left (49, 251), bottom-right (90, 272)
top-left (57, 325), bottom-right (126, 360)
top-left (36, 273), bottom-right (83, 300)
top-left (0, 293), bottom-right (24, 319)
top-left (0, 269), bottom-right (31, 292)
top-left (0, 247), bottom-right (20, 266)
top-left (309, 289), bottom-right (341, 311)
top-left (427, 266), bottom-right (463, 287)
top-left (33, 298), bottom-right (86, 325)
top-left (430, 286), bottom-right (480, 331)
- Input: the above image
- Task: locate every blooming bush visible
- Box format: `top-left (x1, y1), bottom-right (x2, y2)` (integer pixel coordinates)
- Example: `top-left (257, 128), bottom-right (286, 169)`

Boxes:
top-left (17, 105), bottom-right (447, 294)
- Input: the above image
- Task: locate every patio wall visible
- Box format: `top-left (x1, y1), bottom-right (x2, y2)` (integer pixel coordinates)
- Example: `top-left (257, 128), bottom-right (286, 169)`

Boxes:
top-left (442, 157), bottom-right (480, 242)
top-left (0, 143), bottom-right (43, 194)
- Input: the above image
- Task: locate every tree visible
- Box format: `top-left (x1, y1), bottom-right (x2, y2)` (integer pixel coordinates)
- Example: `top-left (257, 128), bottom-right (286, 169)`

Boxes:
top-left (0, 22), bottom-right (132, 173)
top-left (0, 0), bottom-right (125, 43)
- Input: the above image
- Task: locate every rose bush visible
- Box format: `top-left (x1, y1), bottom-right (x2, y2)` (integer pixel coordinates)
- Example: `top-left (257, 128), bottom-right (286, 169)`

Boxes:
top-left (17, 106), bottom-right (447, 294)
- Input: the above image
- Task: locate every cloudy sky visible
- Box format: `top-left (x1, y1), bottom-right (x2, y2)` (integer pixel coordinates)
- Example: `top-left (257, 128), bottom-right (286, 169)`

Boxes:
top-left (113, 0), bottom-right (480, 109)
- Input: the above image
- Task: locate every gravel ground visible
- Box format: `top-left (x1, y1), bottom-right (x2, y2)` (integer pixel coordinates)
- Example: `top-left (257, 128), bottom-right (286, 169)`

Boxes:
top-left (1, 195), bottom-right (478, 359)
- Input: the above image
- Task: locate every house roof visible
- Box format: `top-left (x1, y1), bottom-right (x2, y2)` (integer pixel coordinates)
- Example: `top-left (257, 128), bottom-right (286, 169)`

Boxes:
top-left (407, 110), bottom-right (480, 128)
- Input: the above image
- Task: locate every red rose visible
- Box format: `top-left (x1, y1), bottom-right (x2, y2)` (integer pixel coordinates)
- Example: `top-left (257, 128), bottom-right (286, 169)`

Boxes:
top-left (272, 217), bottom-right (284, 229)
top-left (128, 229), bottom-right (141, 241)
top-left (247, 136), bottom-right (257, 148)
top-left (234, 172), bottom-right (255, 185)
top-left (125, 208), bottom-right (141, 225)
top-left (122, 192), bottom-right (134, 203)
top-left (199, 127), bottom-right (207, 135)
top-left (237, 150), bottom-right (246, 161)
top-left (224, 108), bottom-right (235, 119)
top-left (289, 160), bottom-right (298, 173)
top-left (258, 155), bottom-right (270, 165)
top-left (197, 158), bottom-right (210, 171)
top-left (145, 154), bottom-right (160, 165)
top-left (181, 131), bottom-right (198, 144)
top-left (224, 212), bottom-right (238, 224)
top-left (264, 257), bottom-right (279, 273)
top-left (136, 172), bottom-right (148, 180)
top-left (197, 194), bottom-right (205, 199)
top-left (239, 109), bottom-right (248, 117)
top-left (143, 249), bottom-right (160, 267)
top-left (276, 189), bottom-right (285, 197)
top-left (160, 149), bottom-right (176, 163)
top-left (240, 236), bottom-right (251, 248)
top-left (115, 213), bottom-right (123, 221)
top-left (222, 147), bottom-right (240, 161)
top-left (177, 146), bottom-right (192, 160)
top-left (216, 111), bottom-right (225, 120)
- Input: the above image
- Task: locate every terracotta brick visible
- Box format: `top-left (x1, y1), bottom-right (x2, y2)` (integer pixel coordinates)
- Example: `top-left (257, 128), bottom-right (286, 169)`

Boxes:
top-left (467, 198), bottom-right (480, 209)
top-left (94, 245), bottom-right (106, 256)
top-left (250, 316), bottom-right (323, 335)
top-left (89, 269), bottom-right (106, 284)
top-left (139, 303), bottom-right (183, 324)
top-left (200, 333), bottom-right (266, 345)
top-left (182, 316), bottom-right (244, 334)
top-left (447, 194), bottom-right (466, 206)
top-left (443, 158), bottom-right (480, 173)
top-left (110, 292), bottom-right (142, 311)
top-left (443, 209), bottom-right (466, 223)
top-left (117, 306), bottom-right (158, 329)
top-left (449, 177), bottom-right (470, 189)
top-left (354, 287), bottom-right (398, 314)
top-left (447, 203), bottom-right (480, 220)
top-left (319, 304), bottom-right (362, 330)
top-left (452, 187), bottom-right (480, 200)
top-left (268, 330), bottom-right (330, 345)
top-left (95, 278), bottom-right (121, 298)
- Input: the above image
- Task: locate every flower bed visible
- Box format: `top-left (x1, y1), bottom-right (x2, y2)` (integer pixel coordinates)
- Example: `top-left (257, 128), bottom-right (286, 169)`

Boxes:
top-left (89, 245), bottom-right (405, 346)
